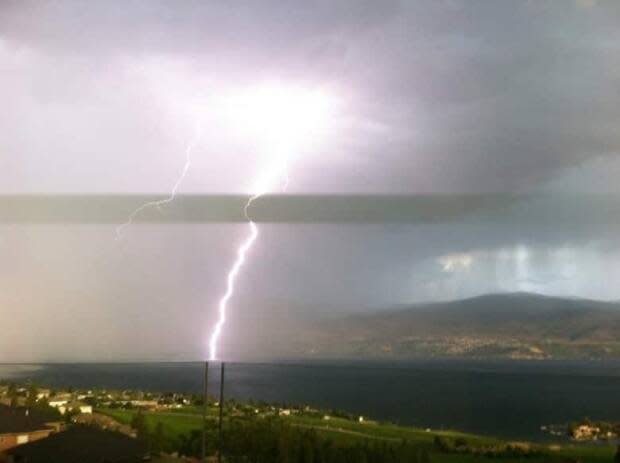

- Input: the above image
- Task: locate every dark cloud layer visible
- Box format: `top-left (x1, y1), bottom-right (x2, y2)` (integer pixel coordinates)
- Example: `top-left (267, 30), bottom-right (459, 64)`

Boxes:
top-left (2, 0), bottom-right (619, 193)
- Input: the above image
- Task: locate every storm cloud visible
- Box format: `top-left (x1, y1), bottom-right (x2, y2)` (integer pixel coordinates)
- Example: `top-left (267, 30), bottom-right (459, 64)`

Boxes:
top-left (1, 0), bottom-right (619, 361)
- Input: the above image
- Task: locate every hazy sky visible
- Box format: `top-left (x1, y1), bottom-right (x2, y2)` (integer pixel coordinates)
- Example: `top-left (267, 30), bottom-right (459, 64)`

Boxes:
top-left (1, 0), bottom-right (619, 361)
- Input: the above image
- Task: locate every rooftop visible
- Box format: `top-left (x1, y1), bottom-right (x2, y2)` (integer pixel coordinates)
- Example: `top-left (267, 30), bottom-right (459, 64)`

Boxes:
top-left (0, 405), bottom-right (57, 434)
top-left (5, 425), bottom-right (148, 463)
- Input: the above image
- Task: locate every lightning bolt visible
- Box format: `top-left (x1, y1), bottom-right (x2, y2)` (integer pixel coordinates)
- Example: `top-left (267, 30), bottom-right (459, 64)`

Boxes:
top-left (115, 122), bottom-right (202, 240)
top-left (208, 157), bottom-right (288, 361)
top-left (112, 84), bottom-right (329, 361)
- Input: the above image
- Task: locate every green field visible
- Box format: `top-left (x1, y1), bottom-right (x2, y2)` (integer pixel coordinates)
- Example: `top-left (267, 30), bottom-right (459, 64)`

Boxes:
top-left (98, 407), bottom-right (495, 443)
top-left (98, 407), bottom-right (617, 462)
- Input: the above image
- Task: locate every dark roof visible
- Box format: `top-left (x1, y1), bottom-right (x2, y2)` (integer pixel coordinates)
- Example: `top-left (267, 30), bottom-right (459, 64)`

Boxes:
top-left (6, 425), bottom-right (148, 463)
top-left (0, 405), bottom-right (55, 434)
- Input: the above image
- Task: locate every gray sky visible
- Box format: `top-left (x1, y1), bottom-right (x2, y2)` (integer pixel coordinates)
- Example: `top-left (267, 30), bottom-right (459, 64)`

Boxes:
top-left (1, 0), bottom-right (619, 361)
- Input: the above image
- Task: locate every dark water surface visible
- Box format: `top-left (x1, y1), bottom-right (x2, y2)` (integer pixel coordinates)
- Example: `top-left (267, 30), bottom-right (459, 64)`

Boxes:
top-left (2, 360), bottom-right (620, 441)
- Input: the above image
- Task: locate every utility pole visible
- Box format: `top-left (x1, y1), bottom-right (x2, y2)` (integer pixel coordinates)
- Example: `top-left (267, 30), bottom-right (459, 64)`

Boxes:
top-left (202, 361), bottom-right (209, 462)
top-left (218, 362), bottom-right (225, 463)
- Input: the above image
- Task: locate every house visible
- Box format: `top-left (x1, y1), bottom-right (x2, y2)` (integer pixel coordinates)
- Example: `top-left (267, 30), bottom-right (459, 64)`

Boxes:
top-left (72, 412), bottom-right (135, 437)
top-left (130, 400), bottom-right (159, 410)
top-left (35, 390), bottom-right (50, 401)
top-left (572, 424), bottom-right (601, 440)
top-left (0, 399), bottom-right (23, 408)
top-left (4, 425), bottom-right (148, 463)
top-left (79, 404), bottom-right (93, 414)
top-left (0, 405), bottom-right (62, 452)
top-left (47, 399), bottom-right (68, 409)
top-left (57, 402), bottom-right (93, 415)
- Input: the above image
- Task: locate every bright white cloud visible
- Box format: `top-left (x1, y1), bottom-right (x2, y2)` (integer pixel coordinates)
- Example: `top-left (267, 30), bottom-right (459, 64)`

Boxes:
top-left (438, 253), bottom-right (473, 273)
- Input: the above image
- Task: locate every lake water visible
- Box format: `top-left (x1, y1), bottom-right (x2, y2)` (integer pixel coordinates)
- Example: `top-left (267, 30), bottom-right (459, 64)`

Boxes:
top-left (2, 360), bottom-right (620, 441)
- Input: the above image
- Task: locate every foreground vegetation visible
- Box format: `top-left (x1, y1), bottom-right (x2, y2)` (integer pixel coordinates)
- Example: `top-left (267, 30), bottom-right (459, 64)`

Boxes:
top-left (2, 380), bottom-right (617, 461)
top-left (100, 406), bottom-right (620, 462)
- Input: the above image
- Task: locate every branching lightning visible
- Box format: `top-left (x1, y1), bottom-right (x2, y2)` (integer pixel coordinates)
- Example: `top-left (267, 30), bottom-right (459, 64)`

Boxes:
top-left (115, 122), bottom-right (202, 239)
top-left (113, 82), bottom-right (331, 362)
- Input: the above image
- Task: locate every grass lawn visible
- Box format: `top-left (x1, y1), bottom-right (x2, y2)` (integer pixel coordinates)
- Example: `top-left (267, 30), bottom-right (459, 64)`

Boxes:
top-left (99, 408), bottom-right (209, 440)
top-left (288, 414), bottom-right (500, 446)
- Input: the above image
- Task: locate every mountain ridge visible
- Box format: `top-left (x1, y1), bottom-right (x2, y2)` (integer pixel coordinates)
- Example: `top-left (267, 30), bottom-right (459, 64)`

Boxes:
top-left (296, 293), bottom-right (620, 360)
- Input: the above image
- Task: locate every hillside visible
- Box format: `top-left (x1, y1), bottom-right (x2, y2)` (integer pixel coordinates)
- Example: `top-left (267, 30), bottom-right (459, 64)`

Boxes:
top-left (299, 293), bottom-right (620, 360)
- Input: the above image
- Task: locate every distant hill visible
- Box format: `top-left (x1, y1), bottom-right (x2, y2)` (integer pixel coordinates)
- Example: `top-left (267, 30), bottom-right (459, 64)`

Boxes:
top-left (294, 293), bottom-right (620, 360)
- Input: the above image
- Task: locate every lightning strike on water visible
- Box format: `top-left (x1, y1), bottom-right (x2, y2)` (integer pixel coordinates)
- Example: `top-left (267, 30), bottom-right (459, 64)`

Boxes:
top-left (115, 122), bottom-right (202, 240)
top-left (205, 84), bottom-right (333, 361)
top-left (208, 158), bottom-right (289, 361)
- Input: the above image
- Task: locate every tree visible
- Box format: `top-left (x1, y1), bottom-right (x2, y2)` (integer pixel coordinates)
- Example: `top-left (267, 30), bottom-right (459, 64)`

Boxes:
top-left (131, 409), bottom-right (149, 442)
top-left (38, 397), bottom-right (50, 408)
top-left (7, 383), bottom-right (18, 408)
top-left (568, 421), bottom-right (579, 436)
top-left (433, 435), bottom-right (454, 452)
top-left (152, 422), bottom-right (165, 453)
top-left (418, 447), bottom-right (431, 463)
top-left (25, 383), bottom-right (39, 407)
top-left (299, 439), bottom-right (314, 463)
top-left (64, 407), bottom-right (80, 424)
top-left (178, 429), bottom-right (204, 457)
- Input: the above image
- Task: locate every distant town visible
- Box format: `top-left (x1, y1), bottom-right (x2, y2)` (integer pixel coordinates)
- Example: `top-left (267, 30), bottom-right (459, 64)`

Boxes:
top-left (0, 380), bottom-right (372, 462)
top-left (1, 379), bottom-right (619, 463)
